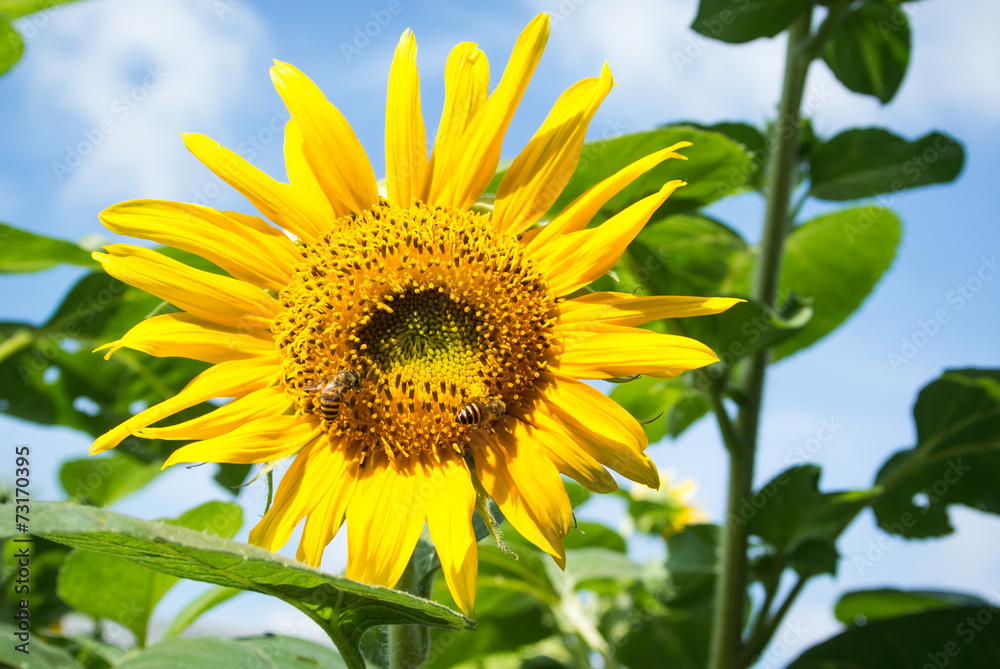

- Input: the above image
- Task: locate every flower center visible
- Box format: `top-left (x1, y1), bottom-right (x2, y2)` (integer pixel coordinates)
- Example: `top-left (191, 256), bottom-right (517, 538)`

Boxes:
top-left (273, 201), bottom-right (555, 462)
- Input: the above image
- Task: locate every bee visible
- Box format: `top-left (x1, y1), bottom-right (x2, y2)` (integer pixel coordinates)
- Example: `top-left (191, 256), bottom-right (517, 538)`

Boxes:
top-left (303, 369), bottom-right (361, 420)
top-left (456, 396), bottom-right (506, 429)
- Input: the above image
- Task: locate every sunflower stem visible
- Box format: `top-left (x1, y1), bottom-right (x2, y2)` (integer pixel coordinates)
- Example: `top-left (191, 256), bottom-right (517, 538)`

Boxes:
top-left (707, 9), bottom-right (814, 669)
top-left (388, 552), bottom-right (430, 669)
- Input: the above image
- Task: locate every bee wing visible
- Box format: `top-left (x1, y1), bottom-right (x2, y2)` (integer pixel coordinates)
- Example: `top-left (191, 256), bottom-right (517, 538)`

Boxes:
top-left (303, 377), bottom-right (327, 391)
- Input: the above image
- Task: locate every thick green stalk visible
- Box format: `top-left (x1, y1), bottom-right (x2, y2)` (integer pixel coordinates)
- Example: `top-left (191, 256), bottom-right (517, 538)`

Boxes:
top-left (707, 10), bottom-right (814, 669)
top-left (389, 553), bottom-right (431, 669)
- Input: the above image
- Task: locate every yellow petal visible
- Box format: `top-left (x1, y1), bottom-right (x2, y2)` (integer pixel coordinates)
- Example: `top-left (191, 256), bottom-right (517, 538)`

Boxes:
top-left (95, 312), bottom-right (275, 364)
top-left (91, 357), bottom-right (279, 454)
top-left (525, 142), bottom-right (690, 252)
top-left (163, 415), bottom-right (321, 468)
top-left (182, 133), bottom-right (327, 242)
top-left (385, 30), bottom-right (427, 208)
top-left (531, 180), bottom-right (685, 297)
top-left (247, 436), bottom-right (356, 556)
top-left (471, 421), bottom-right (571, 563)
top-left (494, 63), bottom-right (614, 236)
top-left (536, 372), bottom-right (658, 488)
top-left (436, 13), bottom-right (549, 210)
top-left (345, 454), bottom-right (429, 588)
top-left (137, 387), bottom-right (290, 441)
top-left (425, 453), bottom-right (477, 616)
top-left (425, 42), bottom-right (489, 205)
top-left (270, 61), bottom-right (378, 216)
top-left (99, 199), bottom-right (297, 291)
top-left (296, 466), bottom-right (358, 568)
top-left (558, 292), bottom-right (744, 332)
top-left (556, 327), bottom-right (718, 381)
top-left (520, 407), bottom-right (617, 493)
top-left (284, 118), bottom-right (339, 229)
top-left (92, 245), bottom-right (279, 331)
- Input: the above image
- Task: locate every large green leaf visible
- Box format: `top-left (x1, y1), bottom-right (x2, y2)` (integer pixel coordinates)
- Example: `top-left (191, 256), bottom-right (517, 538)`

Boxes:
top-left (114, 636), bottom-right (348, 669)
top-left (873, 369), bottom-right (1000, 538)
top-left (492, 128), bottom-right (754, 225)
top-left (0, 222), bottom-right (94, 273)
top-left (823, 1), bottom-right (911, 103)
top-left (834, 588), bottom-right (991, 626)
top-left (810, 128), bottom-right (965, 201)
top-left (788, 605), bottom-right (1000, 668)
top-left (57, 501), bottom-right (243, 646)
top-left (3, 502), bottom-right (470, 668)
top-left (746, 466), bottom-right (877, 576)
top-left (770, 207), bottom-right (901, 359)
top-left (2, 535), bottom-right (71, 630)
top-left (0, 17), bottom-right (23, 76)
top-left (691, 0), bottom-right (810, 44)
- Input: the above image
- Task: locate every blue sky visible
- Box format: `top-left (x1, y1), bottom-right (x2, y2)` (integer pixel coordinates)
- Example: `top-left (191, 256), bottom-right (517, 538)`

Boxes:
top-left (2, 0), bottom-right (998, 662)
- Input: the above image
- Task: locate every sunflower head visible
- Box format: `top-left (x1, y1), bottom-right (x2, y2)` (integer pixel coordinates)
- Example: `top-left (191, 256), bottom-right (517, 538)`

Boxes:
top-left (89, 13), bottom-right (740, 616)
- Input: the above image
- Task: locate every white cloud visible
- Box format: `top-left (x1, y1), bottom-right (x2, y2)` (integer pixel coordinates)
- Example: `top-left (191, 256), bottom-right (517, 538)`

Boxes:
top-left (21, 0), bottom-right (269, 220)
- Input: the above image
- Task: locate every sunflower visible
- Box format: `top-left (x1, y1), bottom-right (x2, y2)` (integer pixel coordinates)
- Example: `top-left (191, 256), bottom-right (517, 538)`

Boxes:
top-left (89, 13), bottom-right (739, 616)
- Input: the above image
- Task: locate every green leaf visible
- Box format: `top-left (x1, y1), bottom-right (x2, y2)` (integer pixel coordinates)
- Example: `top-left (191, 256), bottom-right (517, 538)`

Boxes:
top-left (213, 462), bottom-right (252, 493)
top-left (788, 605), bottom-right (1000, 668)
top-left (2, 536), bottom-right (71, 630)
top-left (0, 0), bottom-right (85, 20)
top-left (691, 0), bottom-right (810, 44)
top-left (629, 213), bottom-right (750, 298)
top-left (59, 453), bottom-right (162, 506)
top-left (56, 501), bottom-right (243, 646)
top-left (564, 522), bottom-right (626, 553)
top-left (770, 207), bottom-right (901, 359)
top-left (162, 585), bottom-right (241, 640)
top-left (823, 1), bottom-right (911, 103)
top-left (563, 480), bottom-right (592, 509)
top-left (6, 502), bottom-right (470, 667)
top-left (423, 607), bottom-right (555, 669)
top-left (0, 222), bottom-right (94, 273)
top-left (0, 623), bottom-right (84, 669)
top-left (0, 17), bottom-right (23, 76)
top-left (494, 127), bottom-right (753, 225)
top-left (611, 375), bottom-right (709, 442)
top-left (810, 128), bottom-right (965, 201)
top-left (666, 121), bottom-right (767, 189)
top-left (746, 466), bottom-right (877, 576)
top-left (872, 369), bottom-right (1000, 538)
top-left (113, 636), bottom-right (347, 669)
top-left (834, 588), bottom-right (991, 626)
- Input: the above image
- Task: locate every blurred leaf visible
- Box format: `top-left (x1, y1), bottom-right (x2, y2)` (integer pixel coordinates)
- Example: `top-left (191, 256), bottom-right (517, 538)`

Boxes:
top-left (0, 623), bottom-right (83, 668)
top-left (494, 127), bottom-right (754, 225)
top-left (114, 636), bottom-right (347, 669)
top-left (873, 369), bottom-right (1000, 538)
top-left (770, 207), bottom-right (901, 359)
top-left (666, 524), bottom-right (719, 602)
top-left (213, 462), bottom-right (252, 493)
top-left (0, 222), bottom-right (94, 273)
top-left (34, 632), bottom-right (127, 669)
top-left (1, 536), bottom-right (71, 630)
top-left (0, 17), bottom-right (23, 76)
top-left (162, 585), bottom-right (241, 640)
top-left (563, 480), bottom-right (592, 509)
top-left (564, 522), bottom-right (626, 553)
top-left (5, 502), bottom-right (470, 666)
top-left (746, 466), bottom-right (877, 576)
top-left (611, 375), bottom-right (709, 442)
top-left (0, 0), bottom-right (85, 19)
top-left (788, 605), bottom-right (1000, 668)
top-left (423, 607), bottom-right (556, 669)
top-left (810, 128), bottom-right (965, 201)
top-left (549, 547), bottom-right (644, 595)
top-left (691, 0), bottom-right (810, 44)
top-left (59, 453), bottom-right (162, 506)
top-left (834, 588), bottom-right (990, 626)
top-left (57, 501), bottom-right (243, 646)
top-left (823, 1), bottom-right (911, 103)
